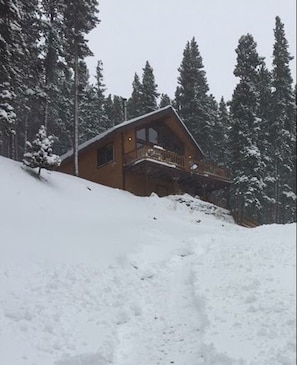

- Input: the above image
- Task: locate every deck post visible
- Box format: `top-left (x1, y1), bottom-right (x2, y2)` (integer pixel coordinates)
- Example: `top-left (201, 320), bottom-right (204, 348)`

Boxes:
top-left (145, 163), bottom-right (149, 195)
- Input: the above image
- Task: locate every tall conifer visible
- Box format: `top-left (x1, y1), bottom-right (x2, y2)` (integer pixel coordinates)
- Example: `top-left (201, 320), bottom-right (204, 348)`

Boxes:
top-left (175, 37), bottom-right (214, 156)
top-left (229, 34), bottom-right (266, 223)
top-left (63, 0), bottom-right (99, 176)
top-left (141, 61), bottom-right (159, 113)
top-left (270, 16), bottom-right (296, 222)
top-left (159, 94), bottom-right (172, 108)
top-left (127, 73), bottom-right (144, 119)
top-left (0, 0), bottom-right (24, 158)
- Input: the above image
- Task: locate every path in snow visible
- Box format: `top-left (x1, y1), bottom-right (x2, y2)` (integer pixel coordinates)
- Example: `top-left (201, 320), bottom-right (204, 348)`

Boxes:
top-left (113, 251), bottom-right (239, 365)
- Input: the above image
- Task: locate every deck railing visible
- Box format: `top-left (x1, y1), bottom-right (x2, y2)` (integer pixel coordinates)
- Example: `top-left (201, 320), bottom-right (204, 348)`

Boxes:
top-left (124, 145), bottom-right (185, 169)
top-left (123, 145), bottom-right (230, 181)
top-left (193, 160), bottom-right (230, 181)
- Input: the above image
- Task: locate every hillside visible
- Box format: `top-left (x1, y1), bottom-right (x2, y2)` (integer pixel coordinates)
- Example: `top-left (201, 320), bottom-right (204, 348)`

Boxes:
top-left (0, 156), bottom-right (296, 365)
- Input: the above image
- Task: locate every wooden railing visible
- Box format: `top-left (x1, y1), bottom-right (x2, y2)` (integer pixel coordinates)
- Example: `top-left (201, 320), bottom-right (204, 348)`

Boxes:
top-left (123, 145), bottom-right (230, 182)
top-left (124, 145), bottom-right (185, 169)
top-left (192, 160), bottom-right (230, 181)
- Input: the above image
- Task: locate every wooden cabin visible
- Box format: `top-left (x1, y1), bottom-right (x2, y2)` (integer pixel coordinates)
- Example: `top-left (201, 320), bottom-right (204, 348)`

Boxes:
top-left (58, 106), bottom-right (231, 201)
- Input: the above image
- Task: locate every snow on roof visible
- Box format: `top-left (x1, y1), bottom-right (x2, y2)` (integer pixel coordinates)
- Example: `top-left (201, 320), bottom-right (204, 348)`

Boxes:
top-left (60, 105), bottom-right (204, 162)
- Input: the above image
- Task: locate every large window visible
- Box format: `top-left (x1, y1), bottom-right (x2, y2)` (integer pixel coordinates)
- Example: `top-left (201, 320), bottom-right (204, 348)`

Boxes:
top-left (148, 127), bottom-right (158, 144)
top-left (136, 122), bottom-right (184, 155)
top-left (97, 143), bottom-right (114, 166)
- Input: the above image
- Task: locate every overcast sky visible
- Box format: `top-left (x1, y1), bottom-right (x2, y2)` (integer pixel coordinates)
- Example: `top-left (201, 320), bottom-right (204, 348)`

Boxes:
top-left (86, 0), bottom-right (296, 102)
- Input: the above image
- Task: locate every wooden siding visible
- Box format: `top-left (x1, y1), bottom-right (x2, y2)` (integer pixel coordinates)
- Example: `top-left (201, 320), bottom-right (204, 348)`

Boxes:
top-left (58, 133), bottom-right (124, 189)
top-left (58, 108), bottom-right (230, 200)
top-left (124, 169), bottom-right (177, 197)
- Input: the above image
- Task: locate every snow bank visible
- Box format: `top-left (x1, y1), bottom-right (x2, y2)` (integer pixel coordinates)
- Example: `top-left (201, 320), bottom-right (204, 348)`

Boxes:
top-left (0, 156), bottom-right (295, 365)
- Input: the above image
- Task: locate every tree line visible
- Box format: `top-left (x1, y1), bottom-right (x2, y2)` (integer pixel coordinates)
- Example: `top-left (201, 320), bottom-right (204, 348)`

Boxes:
top-left (0, 2), bottom-right (295, 224)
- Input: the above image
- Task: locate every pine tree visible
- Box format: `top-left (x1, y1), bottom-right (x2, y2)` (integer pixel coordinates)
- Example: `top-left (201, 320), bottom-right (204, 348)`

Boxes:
top-left (0, 0), bottom-right (25, 158)
top-left (94, 60), bottom-right (110, 130)
top-left (15, 0), bottom-right (43, 160)
top-left (78, 61), bottom-right (96, 143)
top-left (229, 34), bottom-right (267, 223)
top-left (104, 94), bottom-right (114, 126)
top-left (41, 0), bottom-right (65, 132)
top-left (269, 16), bottom-right (296, 223)
top-left (127, 73), bottom-right (144, 119)
top-left (175, 37), bottom-right (214, 156)
top-left (112, 96), bottom-right (125, 125)
top-left (63, 0), bottom-right (99, 176)
top-left (213, 97), bottom-right (230, 166)
top-left (79, 60), bottom-right (110, 142)
top-left (105, 94), bottom-right (124, 127)
top-left (159, 94), bottom-right (171, 108)
top-left (141, 61), bottom-right (159, 113)
top-left (23, 125), bottom-right (60, 176)
top-left (255, 64), bottom-right (274, 223)
top-left (53, 66), bottom-right (74, 155)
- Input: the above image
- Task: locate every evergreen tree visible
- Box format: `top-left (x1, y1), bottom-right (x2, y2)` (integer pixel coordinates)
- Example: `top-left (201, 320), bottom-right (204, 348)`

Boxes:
top-left (78, 61), bottom-right (96, 143)
top-left (53, 66), bottom-right (74, 155)
top-left (112, 96), bottom-right (125, 125)
top-left (175, 37), bottom-right (214, 157)
top-left (255, 64), bottom-right (274, 223)
top-left (104, 94), bottom-right (124, 127)
top-left (141, 61), bottom-right (159, 113)
top-left (104, 94), bottom-right (114, 126)
top-left (213, 97), bottom-right (230, 166)
top-left (229, 34), bottom-right (266, 223)
top-left (127, 73), bottom-right (144, 119)
top-left (15, 0), bottom-right (43, 160)
top-left (269, 16), bottom-right (296, 223)
top-left (94, 60), bottom-right (110, 130)
top-left (23, 125), bottom-right (60, 176)
top-left (204, 94), bottom-right (219, 161)
top-left (0, 0), bottom-right (24, 158)
top-left (63, 0), bottom-right (99, 176)
top-left (41, 0), bottom-right (65, 132)
top-left (159, 93), bottom-right (172, 108)
top-left (79, 60), bottom-right (110, 142)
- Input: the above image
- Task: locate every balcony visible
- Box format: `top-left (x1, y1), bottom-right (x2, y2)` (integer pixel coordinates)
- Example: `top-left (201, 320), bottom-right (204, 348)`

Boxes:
top-left (191, 160), bottom-right (230, 182)
top-left (124, 145), bottom-right (185, 169)
top-left (123, 145), bottom-right (230, 182)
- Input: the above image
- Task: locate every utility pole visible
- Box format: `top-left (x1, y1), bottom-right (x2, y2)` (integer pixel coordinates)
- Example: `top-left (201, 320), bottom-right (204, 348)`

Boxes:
top-left (73, 32), bottom-right (79, 177)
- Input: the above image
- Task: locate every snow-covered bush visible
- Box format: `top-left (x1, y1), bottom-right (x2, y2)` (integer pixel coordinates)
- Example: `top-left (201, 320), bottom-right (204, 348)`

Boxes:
top-left (23, 125), bottom-right (61, 176)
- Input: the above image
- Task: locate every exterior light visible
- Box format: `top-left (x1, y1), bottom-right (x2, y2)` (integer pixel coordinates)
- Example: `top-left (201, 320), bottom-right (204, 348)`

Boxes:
top-left (128, 137), bottom-right (132, 141)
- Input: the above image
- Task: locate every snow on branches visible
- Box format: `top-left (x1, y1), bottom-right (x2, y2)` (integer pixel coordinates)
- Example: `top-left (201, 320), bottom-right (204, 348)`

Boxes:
top-left (23, 125), bottom-right (61, 176)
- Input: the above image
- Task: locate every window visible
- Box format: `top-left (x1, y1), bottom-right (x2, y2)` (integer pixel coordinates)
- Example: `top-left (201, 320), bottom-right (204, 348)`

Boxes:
top-left (157, 125), bottom-right (184, 155)
top-left (97, 143), bottom-right (114, 166)
top-left (136, 128), bottom-right (146, 140)
top-left (148, 127), bottom-right (158, 143)
top-left (135, 122), bottom-right (184, 155)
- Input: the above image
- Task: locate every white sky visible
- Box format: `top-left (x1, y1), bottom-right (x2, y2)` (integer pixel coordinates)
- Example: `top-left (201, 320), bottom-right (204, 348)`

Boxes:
top-left (86, 0), bottom-right (296, 102)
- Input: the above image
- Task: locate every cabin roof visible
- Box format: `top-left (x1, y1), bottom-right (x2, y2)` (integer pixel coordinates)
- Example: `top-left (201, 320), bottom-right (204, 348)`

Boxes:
top-left (60, 105), bottom-right (204, 162)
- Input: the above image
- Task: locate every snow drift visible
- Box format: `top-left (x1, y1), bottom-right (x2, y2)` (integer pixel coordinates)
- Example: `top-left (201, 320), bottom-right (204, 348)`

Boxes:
top-left (0, 156), bottom-right (295, 365)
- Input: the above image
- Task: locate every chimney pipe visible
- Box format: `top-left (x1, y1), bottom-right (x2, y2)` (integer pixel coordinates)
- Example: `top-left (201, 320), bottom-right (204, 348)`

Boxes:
top-left (122, 98), bottom-right (127, 121)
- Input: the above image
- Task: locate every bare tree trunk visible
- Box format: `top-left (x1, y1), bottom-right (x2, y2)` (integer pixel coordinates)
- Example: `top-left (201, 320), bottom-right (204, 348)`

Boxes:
top-left (44, 98), bottom-right (49, 131)
top-left (24, 113), bottom-right (28, 154)
top-left (10, 131), bottom-right (16, 160)
top-left (73, 36), bottom-right (79, 177)
top-left (273, 160), bottom-right (280, 223)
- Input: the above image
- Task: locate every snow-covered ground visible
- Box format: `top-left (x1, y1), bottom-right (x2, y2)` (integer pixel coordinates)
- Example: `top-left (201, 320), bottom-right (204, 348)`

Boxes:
top-left (0, 156), bottom-right (295, 365)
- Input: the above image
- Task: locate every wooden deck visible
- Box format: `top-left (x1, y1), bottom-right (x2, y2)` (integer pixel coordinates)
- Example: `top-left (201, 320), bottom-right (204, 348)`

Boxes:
top-left (193, 160), bottom-right (230, 182)
top-left (124, 145), bottom-right (231, 182)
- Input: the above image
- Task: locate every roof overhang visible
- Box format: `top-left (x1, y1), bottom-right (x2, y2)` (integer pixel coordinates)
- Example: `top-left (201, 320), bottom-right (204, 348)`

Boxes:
top-left (60, 106), bottom-right (204, 164)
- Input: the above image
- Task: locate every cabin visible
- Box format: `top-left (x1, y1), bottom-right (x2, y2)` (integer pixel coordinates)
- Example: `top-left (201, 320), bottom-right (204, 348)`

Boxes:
top-left (58, 106), bottom-right (231, 203)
